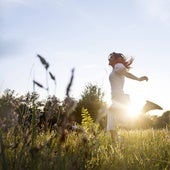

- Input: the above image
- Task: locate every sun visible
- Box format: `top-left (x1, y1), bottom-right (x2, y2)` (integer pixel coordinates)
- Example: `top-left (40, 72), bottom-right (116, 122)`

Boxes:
top-left (124, 82), bottom-right (148, 119)
top-left (126, 98), bottom-right (144, 119)
top-left (103, 88), bottom-right (147, 120)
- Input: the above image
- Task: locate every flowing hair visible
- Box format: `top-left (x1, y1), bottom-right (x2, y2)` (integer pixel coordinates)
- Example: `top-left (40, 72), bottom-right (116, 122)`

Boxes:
top-left (109, 52), bottom-right (134, 69)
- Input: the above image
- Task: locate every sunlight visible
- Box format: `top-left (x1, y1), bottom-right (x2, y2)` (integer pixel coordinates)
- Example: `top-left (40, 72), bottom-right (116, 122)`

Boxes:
top-left (127, 102), bottom-right (141, 119)
top-left (126, 96), bottom-right (146, 119)
top-left (124, 81), bottom-right (149, 119)
top-left (104, 94), bottom-right (144, 120)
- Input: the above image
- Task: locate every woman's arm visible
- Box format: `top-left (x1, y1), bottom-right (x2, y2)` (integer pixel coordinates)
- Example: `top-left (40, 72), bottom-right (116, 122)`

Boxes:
top-left (118, 69), bottom-right (148, 81)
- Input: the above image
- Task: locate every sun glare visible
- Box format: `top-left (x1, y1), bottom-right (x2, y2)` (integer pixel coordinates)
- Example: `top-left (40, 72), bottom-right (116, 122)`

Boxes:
top-left (127, 103), bottom-right (141, 119)
top-left (104, 96), bottom-right (144, 120)
top-left (126, 99), bottom-right (145, 119)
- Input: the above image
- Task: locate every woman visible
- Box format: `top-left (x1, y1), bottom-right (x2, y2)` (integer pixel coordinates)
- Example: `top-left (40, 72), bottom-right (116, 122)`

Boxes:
top-left (107, 52), bottom-right (148, 141)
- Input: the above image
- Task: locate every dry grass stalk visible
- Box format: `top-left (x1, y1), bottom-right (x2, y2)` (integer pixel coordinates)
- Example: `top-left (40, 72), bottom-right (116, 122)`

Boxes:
top-left (66, 68), bottom-right (75, 97)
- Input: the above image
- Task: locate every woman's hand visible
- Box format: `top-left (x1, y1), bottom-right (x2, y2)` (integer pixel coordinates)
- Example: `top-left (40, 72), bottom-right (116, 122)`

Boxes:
top-left (139, 76), bottom-right (148, 81)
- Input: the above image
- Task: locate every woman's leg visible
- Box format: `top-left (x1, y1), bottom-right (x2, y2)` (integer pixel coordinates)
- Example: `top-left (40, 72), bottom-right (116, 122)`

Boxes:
top-left (110, 130), bottom-right (118, 142)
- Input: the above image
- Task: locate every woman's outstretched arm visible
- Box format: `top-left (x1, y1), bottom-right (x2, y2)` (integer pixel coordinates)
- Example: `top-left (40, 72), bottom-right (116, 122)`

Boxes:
top-left (118, 69), bottom-right (148, 81)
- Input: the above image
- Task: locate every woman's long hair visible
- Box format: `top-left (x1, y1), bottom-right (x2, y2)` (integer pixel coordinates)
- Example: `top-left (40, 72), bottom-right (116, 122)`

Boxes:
top-left (109, 52), bottom-right (134, 69)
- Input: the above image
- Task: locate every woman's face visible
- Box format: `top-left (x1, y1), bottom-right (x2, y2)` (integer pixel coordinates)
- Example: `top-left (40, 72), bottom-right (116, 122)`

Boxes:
top-left (108, 54), bottom-right (116, 66)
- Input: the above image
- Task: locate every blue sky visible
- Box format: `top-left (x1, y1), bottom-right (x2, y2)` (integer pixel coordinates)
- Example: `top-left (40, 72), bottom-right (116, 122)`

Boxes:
top-left (0, 0), bottom-right (170, 115)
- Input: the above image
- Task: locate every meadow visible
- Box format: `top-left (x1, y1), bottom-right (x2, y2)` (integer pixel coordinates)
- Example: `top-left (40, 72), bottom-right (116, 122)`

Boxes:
top-left (0, 108), bottom-right (170, 170)
top-left (0, 56), bottom-right (170, 170)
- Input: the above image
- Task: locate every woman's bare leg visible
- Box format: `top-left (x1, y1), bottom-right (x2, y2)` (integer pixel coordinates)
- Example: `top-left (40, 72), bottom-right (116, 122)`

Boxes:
top-left (110, 130), bottom-right (118, 142)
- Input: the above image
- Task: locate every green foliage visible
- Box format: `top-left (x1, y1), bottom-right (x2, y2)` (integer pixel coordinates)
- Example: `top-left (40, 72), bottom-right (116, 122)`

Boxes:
top-left (73, 83), bottom-right (106, 124)
top-left (0, 88), bottom-right (170, 169)
top-left (1, 126), bottom-right (170, 170)
top-left (81, 107), bottom-right (94, 131)
top-left (158, 111), bottom-right (170, 129)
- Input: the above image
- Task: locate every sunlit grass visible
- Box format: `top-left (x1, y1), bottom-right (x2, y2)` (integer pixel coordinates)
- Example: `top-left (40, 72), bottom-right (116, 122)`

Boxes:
top-left (1, 125), bottom-right (170, 170)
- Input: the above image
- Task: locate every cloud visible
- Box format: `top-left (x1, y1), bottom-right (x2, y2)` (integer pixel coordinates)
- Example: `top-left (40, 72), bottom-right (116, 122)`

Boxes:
top-left (135, 0), bottom-right (170, 23)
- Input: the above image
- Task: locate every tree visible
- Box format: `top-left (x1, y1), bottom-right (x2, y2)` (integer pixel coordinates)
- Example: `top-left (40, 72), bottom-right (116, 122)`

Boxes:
top-left (72, 83), bottom-right (106, 125)
top-left (0, 89), bottom-right (18, 130)
top-left (156, 111), bottom-right (170, 129)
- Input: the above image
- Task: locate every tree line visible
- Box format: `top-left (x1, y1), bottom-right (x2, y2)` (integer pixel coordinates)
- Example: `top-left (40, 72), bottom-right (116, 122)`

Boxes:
top-left (0, 84), bottom-right (169, 134)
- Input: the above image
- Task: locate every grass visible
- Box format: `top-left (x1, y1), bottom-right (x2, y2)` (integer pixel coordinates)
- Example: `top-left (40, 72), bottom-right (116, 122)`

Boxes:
top-left (1, 56), bottom-right (169, 170)
top-left (0, 126), bottom-right (170, 170)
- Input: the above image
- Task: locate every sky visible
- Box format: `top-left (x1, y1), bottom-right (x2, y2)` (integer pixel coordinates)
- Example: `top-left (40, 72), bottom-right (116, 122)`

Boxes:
top-left (0, 0), bottom-right (170, 116)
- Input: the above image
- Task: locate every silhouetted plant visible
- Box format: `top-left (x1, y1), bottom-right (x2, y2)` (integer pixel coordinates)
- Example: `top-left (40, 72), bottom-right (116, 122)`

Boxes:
top-left (66, 68), bottom-right (75, 98)
top-left (37, 54), bottom-right (49, 70)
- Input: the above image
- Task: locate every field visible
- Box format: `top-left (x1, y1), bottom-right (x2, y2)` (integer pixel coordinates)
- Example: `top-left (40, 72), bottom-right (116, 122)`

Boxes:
top-left (0, 89), bottom-right (170, 170)
top-left (1, 124), bottom-right (170, 170)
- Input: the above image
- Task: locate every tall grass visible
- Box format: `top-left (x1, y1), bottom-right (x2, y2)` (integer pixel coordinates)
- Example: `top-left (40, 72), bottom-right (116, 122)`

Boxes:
top-left (0, 119), bottom-right (169, 170)
top-left (0, 54), bottom-right (169, 170)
